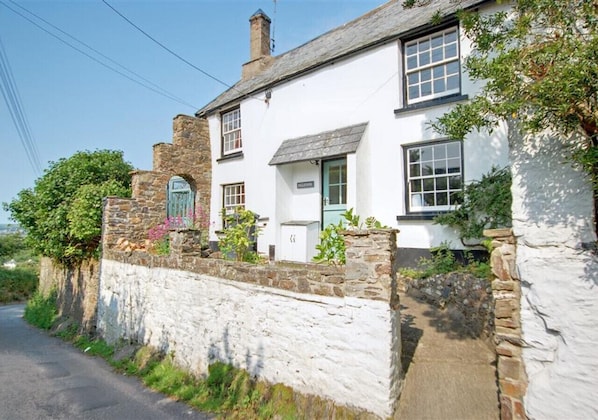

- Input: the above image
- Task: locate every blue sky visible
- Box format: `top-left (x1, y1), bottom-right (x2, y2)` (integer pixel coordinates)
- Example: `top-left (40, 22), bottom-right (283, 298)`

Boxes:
top-left (0, 0), bottom-right (385, 224)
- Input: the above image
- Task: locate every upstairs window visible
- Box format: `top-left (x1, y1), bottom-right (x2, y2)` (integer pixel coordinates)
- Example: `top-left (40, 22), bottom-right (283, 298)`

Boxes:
top-left (222, 108), bottom-right (242, 155)
top-left (405, 140), bottom-right (462, 212)
top-left (405, 27), bottom-right (460, 105)
top-left (223, 183), bottom-right (245, 215)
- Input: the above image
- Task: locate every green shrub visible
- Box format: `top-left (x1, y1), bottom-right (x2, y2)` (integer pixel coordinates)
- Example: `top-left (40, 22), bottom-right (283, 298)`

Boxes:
top-left (23, 289), bottom-right (57, 329)
top-left (0, 267), bottom-right (38, 303)
top-left (219, 209), bottom-right (260, 262)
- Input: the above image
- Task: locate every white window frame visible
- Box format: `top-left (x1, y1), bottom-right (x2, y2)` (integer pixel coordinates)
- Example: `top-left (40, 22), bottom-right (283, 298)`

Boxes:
top-left (404, 27), bottom-right (460, 105)
top-left (405, 140), bottom-right (462, 212)
top-left (221, 108), bottom-right (242, 155)
top-left (223, 183), bottom-right (245, 215)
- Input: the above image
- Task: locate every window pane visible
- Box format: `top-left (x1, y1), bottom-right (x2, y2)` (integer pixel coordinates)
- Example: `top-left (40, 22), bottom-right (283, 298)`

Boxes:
top-left (433, 66), bottom-right (444, 78)
top-left (433, 144), bottom-right (446, 159)
top-left (431, 34), bottom-right (443, 48)
top-left (340, 185), bottom-right (347, 204)
top-left (423, 178), bottom-right (434, 191)
top-left (421, 68), bottom-right (431, 81)
top-left (449, 175), bottom-right (462, 189)
top-left (446, 142), bottom-right (460, 158)
top-left (436, 192), bottom-right (448, 206)
top-left (419, 39), bottom-right (430, 51)
top-left (422, 164), bottom-right (433, 176)
top-left (447, 158), bottom-right (461, 173)
top-left (407, 56), bottom-right (418, 70)
top-left (409, 149), bottom-right (420, 163)
top-left (329, 185), bottom-right (340, 204)
top-left (421, 82), bottom-right (432, 96)
top-left (445, 30), bottom-right (457, 43)
top-left (408, 73), bottom-right (419, 84)
top-left (411, 193), bottom-right (423, 207)
top-left (406, 43), bottom-right (417, 56)
top-left (410, 163), bottom-right (420, 177)
top-left (434, 159), bottom-right (447, 174)
top-left (424, 193), bottom-right (435, 206)
top-left (446, 61), bottom-right (459, 75)
top-left (409, 86), bottom-right (419, 99)
top-left (435, 176), bottom-right (448, 190)
top-left (450, 191), bottom-right (460, 205)
top-left (431, 47), bottom-right (443, 63)
top-left (433, 78), bottom-right (446, 93)
top-left (329, 166), bottom-right (340, 184)
top-left (447, 75), bottom-right (459, 90)
top-left (421, 146), bottom-right (433, 161)
top-left (419, 51), bottom-right (430, 66)
top-left (411, 179), bottom-right (422, 192)
top-left (444, 43), bottom-right (457, 58)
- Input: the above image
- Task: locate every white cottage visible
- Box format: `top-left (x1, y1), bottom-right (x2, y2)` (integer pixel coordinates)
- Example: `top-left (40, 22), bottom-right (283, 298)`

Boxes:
top-left (197, 0), bottom-right (508, 264)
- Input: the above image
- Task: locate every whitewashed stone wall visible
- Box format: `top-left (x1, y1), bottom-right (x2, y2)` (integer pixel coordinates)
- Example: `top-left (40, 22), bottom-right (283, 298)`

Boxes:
top-left (97, 258), bottom-right (400, 418)
top-left (510, 129), bottom-right (598, 419)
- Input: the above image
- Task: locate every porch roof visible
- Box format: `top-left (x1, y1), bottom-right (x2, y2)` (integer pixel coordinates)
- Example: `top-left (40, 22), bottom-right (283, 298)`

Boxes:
top-left (269, 122), bottom-right (367, 165)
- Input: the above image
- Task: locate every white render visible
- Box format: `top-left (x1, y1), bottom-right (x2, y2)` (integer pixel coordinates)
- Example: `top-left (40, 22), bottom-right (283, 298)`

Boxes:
top-left (510, 130), bottom-right (598, 419)
top-left (206, 7), bottom-right (509, 258)
top-left (97, 258), bottom-right (401, 418)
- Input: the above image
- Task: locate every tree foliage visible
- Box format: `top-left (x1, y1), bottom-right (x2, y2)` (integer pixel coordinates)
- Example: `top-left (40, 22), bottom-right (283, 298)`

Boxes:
top-left (4, 150), bottom-right (132, 265)
top-left (405, 0), bottom-right (598, 228)
top-left (434, 166), bottom-right (512, 245)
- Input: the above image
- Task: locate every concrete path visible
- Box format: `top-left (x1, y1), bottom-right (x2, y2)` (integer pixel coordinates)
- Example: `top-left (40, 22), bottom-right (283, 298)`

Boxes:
top-left (395, 293), bottom-right (499, 420)
top-left (0, 304), bottom-right (211, 420)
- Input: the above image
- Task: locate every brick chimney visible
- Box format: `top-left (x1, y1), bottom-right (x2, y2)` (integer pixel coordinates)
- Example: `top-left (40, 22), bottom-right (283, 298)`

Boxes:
top-left (242, 9), bottom-right (274, 80)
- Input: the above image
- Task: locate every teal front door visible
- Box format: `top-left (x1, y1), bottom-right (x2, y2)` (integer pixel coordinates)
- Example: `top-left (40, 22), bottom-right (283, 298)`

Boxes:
top-left (322, 158), bottom-right (347, 227)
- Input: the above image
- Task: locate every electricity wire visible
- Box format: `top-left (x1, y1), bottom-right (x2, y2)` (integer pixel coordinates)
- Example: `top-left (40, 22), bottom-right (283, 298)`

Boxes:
top-left (0, 35), bottom-right (43, 175)
top-left (101, 0), bottom-right (261, 102)
top-left (0, 0), bottom-right (199, 109)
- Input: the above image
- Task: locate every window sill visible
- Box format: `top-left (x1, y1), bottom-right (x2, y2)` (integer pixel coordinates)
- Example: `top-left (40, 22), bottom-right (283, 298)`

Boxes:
top-left (394, 94), bottom-right (468, 116)
top-left (397, 212), bottom-right (449, 221)
top-left (217, 151), bottom-right (244, 163)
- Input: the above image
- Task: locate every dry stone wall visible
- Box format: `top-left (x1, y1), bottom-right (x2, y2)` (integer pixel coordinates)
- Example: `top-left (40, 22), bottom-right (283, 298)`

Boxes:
top-left (97, 230), bottom-right (402, 418)
top-left (39, 257), bottom-right (99, 332)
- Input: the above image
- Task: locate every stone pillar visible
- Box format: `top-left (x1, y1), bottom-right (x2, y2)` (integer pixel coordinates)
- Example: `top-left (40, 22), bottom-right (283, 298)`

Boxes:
top-left (343, 229), bottom-right (402, 417)
top-left (484, 228), bottom-right (527, 420)
top-left (343, 229), bottom-right (400, 306)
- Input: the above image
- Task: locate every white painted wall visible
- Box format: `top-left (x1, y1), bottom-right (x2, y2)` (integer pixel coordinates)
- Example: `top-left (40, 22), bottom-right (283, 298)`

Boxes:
top-left (207, 3), bottom-right (509, 257)
top-left (510, 129), bottom-right (598, 419)
top-left (97, 259), bottom-right (400, 418)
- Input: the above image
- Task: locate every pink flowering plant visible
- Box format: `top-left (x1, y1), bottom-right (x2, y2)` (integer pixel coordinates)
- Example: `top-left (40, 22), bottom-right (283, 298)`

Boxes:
top-left (147, 204), bottom-right (211, 255)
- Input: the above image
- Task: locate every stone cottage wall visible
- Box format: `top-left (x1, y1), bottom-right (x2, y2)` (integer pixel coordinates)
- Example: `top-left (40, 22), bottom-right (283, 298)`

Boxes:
top-left (510, 128), bottom-right (598, 419)
top-left (97, 230), bottom-right (402, 418)
top-left (102, 114), bottom-right (211, 250)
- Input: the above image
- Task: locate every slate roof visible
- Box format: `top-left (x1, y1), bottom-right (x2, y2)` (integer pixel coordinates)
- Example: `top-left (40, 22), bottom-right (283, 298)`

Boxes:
top-left (197, 0), bottom-right (486, 116)
top-left (269, 122), bottom-right (368, 165)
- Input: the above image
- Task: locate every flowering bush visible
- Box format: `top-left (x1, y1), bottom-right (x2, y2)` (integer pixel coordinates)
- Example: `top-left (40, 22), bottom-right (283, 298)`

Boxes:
top-left (147, 204), bottom-right (211, 255)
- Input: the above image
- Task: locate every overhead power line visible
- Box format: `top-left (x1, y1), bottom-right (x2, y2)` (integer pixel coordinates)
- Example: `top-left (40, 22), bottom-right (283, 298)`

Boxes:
top-left (0, 35), bottom-right (43, 175)
top-left (0, 0), bottom-right (198, 109)
top-left (101, 0), bottom-right (260, 102)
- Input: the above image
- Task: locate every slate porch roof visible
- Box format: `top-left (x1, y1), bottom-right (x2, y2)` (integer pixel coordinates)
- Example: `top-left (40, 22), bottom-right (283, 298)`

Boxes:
top-left (196, 0), bottom-right (487, 117)
top-left (269, 123), bottom-right (368, 165)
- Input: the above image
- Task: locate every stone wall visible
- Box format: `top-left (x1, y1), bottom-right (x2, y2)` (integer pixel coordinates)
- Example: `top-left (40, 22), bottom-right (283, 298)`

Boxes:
top-left (485, 228), bottom-right (526, 420)
top-left (97, 230), bottom-right (402, 418)
top-left (406, 272), bottom-right (494, 339)
top-left (102, 114), bottom-right (211, 251)
top-left (510, 128), bottom-right (598, 419)
top-left (39, 257), bottom-right (99, 332)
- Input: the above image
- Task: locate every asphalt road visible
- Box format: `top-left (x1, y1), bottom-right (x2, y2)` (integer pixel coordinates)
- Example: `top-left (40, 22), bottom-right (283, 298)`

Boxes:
top-left (0, 304), bottom-right (211, 420)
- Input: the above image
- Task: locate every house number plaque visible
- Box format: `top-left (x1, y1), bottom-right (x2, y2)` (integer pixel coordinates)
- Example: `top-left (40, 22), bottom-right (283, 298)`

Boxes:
top-left (297, 181), bottom-right (314, 189)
